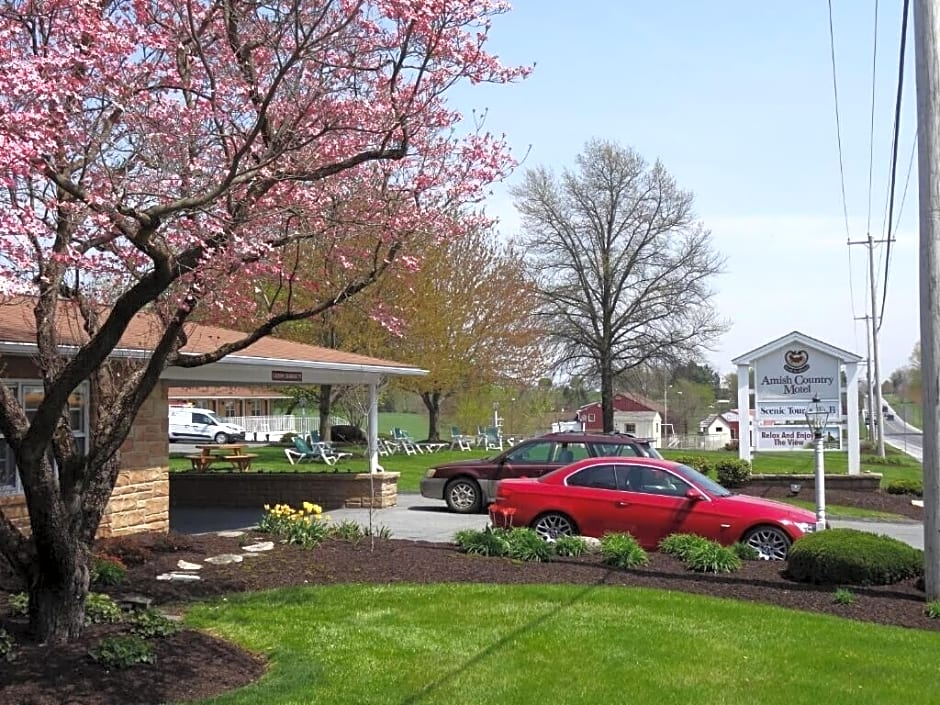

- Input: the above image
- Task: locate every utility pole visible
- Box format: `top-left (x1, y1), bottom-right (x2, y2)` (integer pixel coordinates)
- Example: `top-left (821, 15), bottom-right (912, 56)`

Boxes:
top-left (915, 0), bottom-right (940, 601)
top-left (847, 234), bottom-right (889, 456)
top-left (854, 314), bottom-right (875, 441)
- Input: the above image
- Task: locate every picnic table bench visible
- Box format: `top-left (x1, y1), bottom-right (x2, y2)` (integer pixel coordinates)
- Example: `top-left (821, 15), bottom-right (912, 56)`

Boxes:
top-left (188, 445), bottom-right (259, 472)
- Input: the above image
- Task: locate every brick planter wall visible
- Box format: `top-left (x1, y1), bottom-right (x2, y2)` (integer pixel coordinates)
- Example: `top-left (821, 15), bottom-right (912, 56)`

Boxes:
top-left (744, 473), bottom-right (883, 494)
top-left (169, 471), bottom-right (400, 510)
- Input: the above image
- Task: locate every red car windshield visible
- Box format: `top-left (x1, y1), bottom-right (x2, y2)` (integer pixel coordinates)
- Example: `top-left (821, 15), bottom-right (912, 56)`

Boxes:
top-left (671, 464), bottom-right (732, 497)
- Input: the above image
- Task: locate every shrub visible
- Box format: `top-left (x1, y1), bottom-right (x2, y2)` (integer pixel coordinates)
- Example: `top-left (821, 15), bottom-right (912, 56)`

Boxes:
top-left (786, 528), bottom-right (924, 586)
top-left (672, 455), bottom-right (711, 476)
top-left (258, 502), bottom-right (329, 548)
top-left (91, 554), bottom-right (127, 587)
top-left (147, 532), bottom-right (193, 553)
top-left (599, 533), bottom-right (649, 569)
top-left (715, 458), bottom-right (751, 488)
top-left (454, 527), bottom-right (510, 557)
top-left (553, 535), bottom-right (588, 558)
top-left (8, 592), bottom-right (28, 617)
top-left (505, 528), bottom-right (554, 562)
top-left (328, 519), bottom-right (367, 542)
top-left (659, 533), bottom-right (711, 561)
top-left (0, 628), bottom-right (13, 661)
top-left (731, 542), bottom-right (761, 561)
top-left (89, 635), bottom-right (155, 668)
top-left (862, 454), bottom-right (909, 466)
top-left (724, 439), bottom-right (740, 451)
top-left (683, 541), bottom-right (742, 574)
top-left (95, 536), bottom-right (152, 566)
top-left (128, 609), bottom-right (182, 639)
top-left (886, 479), bottom-right (923, 497)
top-left (833, 588), bottom-right (856, 605)
top-left (925, 601), bottom-right (940, 619)
top-left (85, 592), bottom-right (123, 625)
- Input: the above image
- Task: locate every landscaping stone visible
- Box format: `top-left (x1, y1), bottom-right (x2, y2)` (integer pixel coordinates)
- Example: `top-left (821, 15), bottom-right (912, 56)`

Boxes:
top-left (119, 594), bottom-right (154, 611)
top-left (242, 541), bottom-right (274, 552)
top-left (216, 530), bottom-right (246, 538)
top-left (156, 572), bottom-right (202, 582)
top-left (204, 554), bottom-right (244, 565)
top-left (177, 560), bottom-right (202, 571)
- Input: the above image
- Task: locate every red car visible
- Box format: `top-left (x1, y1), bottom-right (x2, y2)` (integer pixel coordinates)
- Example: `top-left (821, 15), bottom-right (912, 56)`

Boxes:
top-left (490, 457), bottom-right (818, 560)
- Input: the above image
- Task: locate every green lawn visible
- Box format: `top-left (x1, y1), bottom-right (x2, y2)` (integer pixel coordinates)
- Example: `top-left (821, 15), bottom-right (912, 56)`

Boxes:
top-left (185, 583), bottom-right (940, 705)
top-left (779, 498), bottom-right (907, 521)
top-left (168, 445), bottom-right (490, 493)
top-left (661, 448), bottom-right (923, 486)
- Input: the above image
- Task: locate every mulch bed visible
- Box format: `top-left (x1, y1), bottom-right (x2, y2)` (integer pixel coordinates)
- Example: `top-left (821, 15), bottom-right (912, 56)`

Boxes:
top-left (0, 489), bottom-right (930, 705)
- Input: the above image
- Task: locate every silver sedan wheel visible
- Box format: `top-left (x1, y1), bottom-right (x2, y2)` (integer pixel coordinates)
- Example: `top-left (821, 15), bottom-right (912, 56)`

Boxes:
top-left (532, 513), bottom-right (576, 541)
top-left (743, 525), bottom-right (792, 561)
top-left (445, 479), bottom-right (481, 514)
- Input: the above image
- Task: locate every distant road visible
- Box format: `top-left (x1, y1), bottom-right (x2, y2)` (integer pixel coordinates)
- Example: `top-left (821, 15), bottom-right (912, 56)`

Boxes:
top-left (881, 402), bottom-right (923, 461)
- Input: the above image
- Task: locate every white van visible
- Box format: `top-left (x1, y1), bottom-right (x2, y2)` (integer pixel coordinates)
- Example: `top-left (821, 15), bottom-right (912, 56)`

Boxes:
top-left (168, 407), bottom-right (246, 444)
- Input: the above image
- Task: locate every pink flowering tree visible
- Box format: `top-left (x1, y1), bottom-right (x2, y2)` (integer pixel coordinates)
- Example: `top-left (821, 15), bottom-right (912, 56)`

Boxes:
top-left (0, 0), bottom-right (526, 643)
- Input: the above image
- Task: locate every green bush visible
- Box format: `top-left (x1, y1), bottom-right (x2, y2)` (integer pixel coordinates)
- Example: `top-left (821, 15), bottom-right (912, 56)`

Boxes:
top-left (672, 455), bottom-right (711, 476)
top-left (715, 458), bottom-right (751, 488)
top-left (683, 541), bottom-right (742, 574)
top-left (925, 601), bottom-right (940, 619)
top-left (91, 555), bottom-right (127, 587)
top-left (506, 528), bottom-right (553, 562)
top-left (128, 609), bottom-right (182, 639)
top-left (599, 533), bottom-right (649, 569)
top-left (85, 592), bottom-right (123, 625)
top-left (658, 533), bottom-right (711, 561)
top-left (0, 628), bottom-right (13, 661)
top-left (833, 588), bottom-right (856, 605)
top-left (8, 592), bottom-right (28, 617)
top-left (886, 479), bottom-right (923, 497)
top-left (786, 528), bottom-right (924, 586)
top-left (454, 527), bottom-right (510, 557)
top-left (862, 455), bottom-right (910, 466)
top-left (89, 635), bottom-right (155, 668)
top-left (731, 542), bottom-right (761, 561)
top-left (553, 535), bottom-right (589, 557)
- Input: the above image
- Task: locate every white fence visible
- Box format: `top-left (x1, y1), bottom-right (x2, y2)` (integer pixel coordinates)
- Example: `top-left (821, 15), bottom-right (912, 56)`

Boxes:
top-left (665, 434), bottom-right (728, 451)
top-left (225, 415), bottom-right (346, 441)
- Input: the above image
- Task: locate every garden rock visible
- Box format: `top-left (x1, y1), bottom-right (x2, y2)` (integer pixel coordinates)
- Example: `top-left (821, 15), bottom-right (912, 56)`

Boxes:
top-left (204, 554), bottom-right (244, 565)
top-left (156, 572), bottom-right (202, 582)
top-left (177, 560), bottom-right (202, 571)
top-left (217, 530), bottom-right (246, 538)
top-left (242, 541), bottom-right (274, 553)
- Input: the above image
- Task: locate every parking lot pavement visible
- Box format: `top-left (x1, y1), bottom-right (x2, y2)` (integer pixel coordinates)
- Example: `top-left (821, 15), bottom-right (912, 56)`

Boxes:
top-left (171, 494), bottom-right (926, 549)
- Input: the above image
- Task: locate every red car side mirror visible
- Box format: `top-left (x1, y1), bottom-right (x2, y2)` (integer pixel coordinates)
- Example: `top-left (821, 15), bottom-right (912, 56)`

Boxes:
top-left (685, 488), bottom-right (705, 501)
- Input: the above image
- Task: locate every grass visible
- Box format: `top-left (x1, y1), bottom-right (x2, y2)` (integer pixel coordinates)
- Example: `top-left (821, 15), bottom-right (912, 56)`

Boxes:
top-left (661, 448), bottom-right (923, 487)
top-left (778, 498), bottom-right (908, 521)
top-left (185, 583), bottom-right (940, 705)
top-left (168, 445), bottom-right (490, 493)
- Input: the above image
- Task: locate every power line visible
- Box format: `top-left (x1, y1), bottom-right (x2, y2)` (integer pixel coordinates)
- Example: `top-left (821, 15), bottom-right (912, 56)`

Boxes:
top-left (892, 133), bottom-right (918, 231)
top-left (828, 0), bottom-right (852, 242)
top-left (866, 0), bottom-right (880, 236)
top-left (878, 0), bottom-right (910, 331)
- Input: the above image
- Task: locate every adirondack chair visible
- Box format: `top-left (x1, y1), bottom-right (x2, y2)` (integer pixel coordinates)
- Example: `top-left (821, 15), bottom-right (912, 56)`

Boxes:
top-left (305, 431), bottom-right (352, 465)
top-left (450, 426), bottom-right (472, 451)
top-left (392, 427), bottom-right (420, 455)
top-left (484, 426), bottom-right (503, 452)
top-left (284, 436), bottom-right (319, 464)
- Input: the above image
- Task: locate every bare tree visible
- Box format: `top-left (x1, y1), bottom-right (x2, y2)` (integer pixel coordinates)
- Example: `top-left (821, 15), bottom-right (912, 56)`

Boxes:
top-left (511, 140), bottom-right (728, 432)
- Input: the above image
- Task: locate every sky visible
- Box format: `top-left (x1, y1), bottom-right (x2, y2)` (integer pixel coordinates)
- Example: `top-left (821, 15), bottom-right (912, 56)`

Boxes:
top-left (448, 1), bottom-right (920, 379)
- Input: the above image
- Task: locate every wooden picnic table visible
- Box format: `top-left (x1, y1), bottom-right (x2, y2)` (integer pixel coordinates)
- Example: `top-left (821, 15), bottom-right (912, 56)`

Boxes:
top-left (188, 444), bottom-right (259, 472)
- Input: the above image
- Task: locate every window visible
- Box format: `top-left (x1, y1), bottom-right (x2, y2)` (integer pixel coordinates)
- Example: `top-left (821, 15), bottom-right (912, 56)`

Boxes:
top-left (224, 401), bottom-right (236, 418)
top-left (567, 465), bottom-right (618, 490)
top-left (553, 442), bottom-right (589, 463)
top-left (251, 400), bottom-right (263, 416)
top-left (587, 413), bottom-right (595, 422)
top-left (505, 441), bottom-right (553, 463)
top-left (714, 426), bottom-right (724, 433)
top-left (623, 465), bottom-right (688, 496)
top-left (0, 381), bottom-right (89, 494)
top-left (624, 423), bottom-right (636, 434)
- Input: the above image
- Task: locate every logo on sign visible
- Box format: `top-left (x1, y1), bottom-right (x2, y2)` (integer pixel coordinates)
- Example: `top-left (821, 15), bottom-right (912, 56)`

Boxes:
top-left (783, 349), bottom-right (809, 374)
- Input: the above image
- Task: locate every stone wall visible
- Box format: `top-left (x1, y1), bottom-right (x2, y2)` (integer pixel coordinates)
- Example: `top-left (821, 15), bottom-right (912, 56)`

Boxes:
top-left (0, 372), bottom-right (170, 537)
top-left (744, 473), bottom-right (883, 493)
top-left (169, 471), bottom-right (400, 510)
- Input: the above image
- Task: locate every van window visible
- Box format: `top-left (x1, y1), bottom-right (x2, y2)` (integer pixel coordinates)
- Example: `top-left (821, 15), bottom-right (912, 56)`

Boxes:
top-left (192, 412), bottom-right (216, 425)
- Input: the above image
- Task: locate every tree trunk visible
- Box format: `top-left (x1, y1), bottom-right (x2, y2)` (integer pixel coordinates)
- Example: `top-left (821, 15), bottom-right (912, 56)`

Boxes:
top-left (28, 537), bottom-right (90, 644)
top-left (600, 357), bottom-right (614, 432)
top-left (422, 391), bottom-right (441, 442)
top-left (318, 384), bottom-right (332, 441)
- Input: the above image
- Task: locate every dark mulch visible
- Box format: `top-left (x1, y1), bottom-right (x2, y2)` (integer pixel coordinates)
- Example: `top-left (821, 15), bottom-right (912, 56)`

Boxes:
top-left (0, 489), bottom-right (930, 705)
